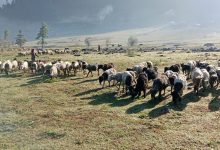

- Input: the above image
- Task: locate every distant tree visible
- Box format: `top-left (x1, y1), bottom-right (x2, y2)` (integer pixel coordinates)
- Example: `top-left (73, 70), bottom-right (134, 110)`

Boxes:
top-left (15, 30), bottom-right (27, 48)
top-left (36, 22), bottom-right (48, 50)
top-left (4, 29), bottom-right (9, 41)
top-left (84, 37), bottom-right (91, 48)
top-left (106, 38), bottom-right (111, 47)
top-left (127, 36), bottom-right (138, 57)
top-left (128, 36), bottom-right (138, 47)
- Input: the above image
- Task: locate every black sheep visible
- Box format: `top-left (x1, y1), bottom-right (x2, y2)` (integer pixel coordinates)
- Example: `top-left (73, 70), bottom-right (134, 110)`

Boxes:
top-left (209, 69), bottom-right (218, 88)
top-left (129, 73), bottom-right (148, 98)
top-left (86, 64), bottom-right (97, 77)
top-left (97, 63), bottom-right (114, 76)
top-left (151, 75), bottom-right (169, 100)
top-left (164, 64), bottom-right (180, 73)
top-left (142, 67), bottom-right (158, 81)
top-left (171, 82), bottom-right (183, 104)
top-left (180, 63), bottom-right (191, 79)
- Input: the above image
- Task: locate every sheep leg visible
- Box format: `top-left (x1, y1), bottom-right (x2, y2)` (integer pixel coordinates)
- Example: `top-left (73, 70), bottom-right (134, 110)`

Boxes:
top-left (122, 85), bottom-right (125, 93)
top-left (138, 91), bottom-right (141, 97)
top-left (102, 81), bottom-right (105, 88)
top-left (63, 69), bottom-right (66, 76)
top-left (74, 69), bottom-right (77, 76)
top-left (117, 82), bottom-right (121, 91)
top-left (98, 69), bottom-right (100, 76)
top-left (108, 81), bottom-right (110, 87)
top-left (86, 71), bottom-right (90, 77)
top-left (159, 90), bottom-right (162, 98)
top-left (91, 71), bottom-right (93, 77)
top-left (143, 88), bottom-right (146, 98)
top-left (163, 88), bottom-right (166, 95)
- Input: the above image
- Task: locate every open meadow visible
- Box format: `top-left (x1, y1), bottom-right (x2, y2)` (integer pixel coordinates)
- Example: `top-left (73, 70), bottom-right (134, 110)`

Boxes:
top-left (0, 50), bottom-right (220, 150)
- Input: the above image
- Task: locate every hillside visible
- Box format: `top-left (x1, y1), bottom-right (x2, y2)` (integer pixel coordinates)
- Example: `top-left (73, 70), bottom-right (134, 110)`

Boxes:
top-left (26, 24), bottom-right (220, 48)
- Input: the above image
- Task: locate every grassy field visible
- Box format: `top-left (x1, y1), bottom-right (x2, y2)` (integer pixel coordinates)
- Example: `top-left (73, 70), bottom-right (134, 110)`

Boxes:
top-left (0, 50), bottom-right (220, 150)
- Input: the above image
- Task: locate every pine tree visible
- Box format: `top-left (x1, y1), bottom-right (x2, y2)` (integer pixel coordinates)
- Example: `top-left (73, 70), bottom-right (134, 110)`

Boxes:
top-left (36, 22), bottom-right (48, 50)
top-left (15, 30), bottom-right (27, 48)
top-left (4, 29), bottom-right (9, 41)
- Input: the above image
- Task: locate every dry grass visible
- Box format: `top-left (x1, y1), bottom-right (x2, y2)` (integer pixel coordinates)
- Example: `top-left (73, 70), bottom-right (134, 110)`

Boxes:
top-left (0, 51), bottom-right (220, 150)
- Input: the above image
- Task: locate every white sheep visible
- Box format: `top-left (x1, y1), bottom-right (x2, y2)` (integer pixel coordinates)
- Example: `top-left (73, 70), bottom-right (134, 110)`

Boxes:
top-left (132, 65), bottom-right (144, 75)
top-left (21, 61), bottom-right (29, 73)
top-left (50, 64), bottom-right (58, 78)
top-left (218, 61), bottom-right (220, 67)
top-left (192, 68), bottom-right (204, 94)
top-left (174, 74), bottom-right (187, 95)
top-left (201, 69), bottom-right (210, 89)
top-left (11, 59), bottom-right (18, 71)
top-left (99, 68), bottom-right (117, 88)
top-left (4, 60), bottom-right (13, 75)
top-left (109, 71), bottom-right (135, 93)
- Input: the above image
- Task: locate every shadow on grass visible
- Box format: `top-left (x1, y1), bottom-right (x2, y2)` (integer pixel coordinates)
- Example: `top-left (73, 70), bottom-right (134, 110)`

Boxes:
top-left (20, 75), bottom-right (50, 86)
top-left (148, 89), bottom-right (211, 119)
top-left (126, 94), bottom-right (170, 114)
top-left (209, 89), bottom-right (220, 112)
top-left (0, 72), bottom-right (23, 78)
top-left (76, 78), bottom-right (98, 85)
top-left (74, 87), bottom-right (103, 97)
top-left (81, 92), bottom-right (134, 107)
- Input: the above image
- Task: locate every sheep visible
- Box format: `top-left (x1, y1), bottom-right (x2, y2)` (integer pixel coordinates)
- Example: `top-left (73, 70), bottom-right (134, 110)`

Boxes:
top-left (142, 67), bottom-right (158, 81)
top-left (209, 69), bottom-right (218, 88)
top-left (109, 71), bottom-right (134, 94)
top-left (201, 69), bottom-right (210, 90)
top-left (71, 61), bottom-right (81, 76)
top-left (146, 61), bottom-right (153, 69)
top-left (50, 64), bottom-right (58, 79)
top-left (196, 61), bottom-right (209, 69)
top-left (181, 60), bottom-right (196, 79)
top-left (21, 61), bottom-right (29, 73)
top-left (164, 64), bottom-right (180, 73)
top-left (55, 61), bottom-right (71, 76)
top-left (98, 68), bottom-right (117, 88)
top-left (130, 72), bottom-right (148, 98)
top-left (85, 64), bottom-right (98, 77)
top-left (66, 62), bottom-right (72, 76)
top-left (187, 60), bottom-right (196, 70)
top-left (119, 71), bottom-right (136, 93)
top-left (171, 75), bottom-right (187, 104)
top-left (139, 62), bottom-right (147, 67)
top-left (108, 72), bottom-right (124, 86)
top-left (0, 61), bottom-right (5, 73)
top-left (132, 65), bottom-right (144, 75)
top-left (216, 67), bottom-right (220, 87)
top-left (11, 59), bottom-right (18, 71)
top-left (43, 62), bottom-right (52, 75)
top-left (151, 75), bottom-right (169, 100)
top-left (28, 61), bottom-right (38, 75)
top-left (206, 65), bottom-right (215, 72)
top-left (4, 60), bottom-right (13, 75)
top-left (218, 60), bottom-right (220, 67)
top-left (164, 70), bottom-right (179, 92)
top-left (192, 68), bottom-right (204, 95)
top-left (37, 60), bottom-right (46, 74)
top-left (97, 63), bottom-right (114, 76)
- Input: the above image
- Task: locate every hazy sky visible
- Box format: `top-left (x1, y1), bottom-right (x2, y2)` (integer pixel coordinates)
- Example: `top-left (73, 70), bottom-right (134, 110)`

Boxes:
top-left (0, 0), bottom-right (220, 40)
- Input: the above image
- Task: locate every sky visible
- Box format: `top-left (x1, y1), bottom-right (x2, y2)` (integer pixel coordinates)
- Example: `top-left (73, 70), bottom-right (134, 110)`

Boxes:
top-left (0, 0), bottom-right (220, 40)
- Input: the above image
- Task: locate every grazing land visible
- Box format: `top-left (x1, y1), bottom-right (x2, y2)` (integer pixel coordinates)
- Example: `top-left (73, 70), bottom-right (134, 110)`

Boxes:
top-left (0, 50), bottom-right (220, 150)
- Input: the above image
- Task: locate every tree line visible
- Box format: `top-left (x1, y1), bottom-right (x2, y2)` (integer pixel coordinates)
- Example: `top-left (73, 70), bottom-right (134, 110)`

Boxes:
top-left (1, 22), bottom-right (48, 49)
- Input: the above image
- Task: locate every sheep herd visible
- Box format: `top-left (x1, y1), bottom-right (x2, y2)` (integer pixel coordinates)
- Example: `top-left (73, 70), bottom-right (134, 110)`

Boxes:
top-left (1, 58), bottom-right (220, 106)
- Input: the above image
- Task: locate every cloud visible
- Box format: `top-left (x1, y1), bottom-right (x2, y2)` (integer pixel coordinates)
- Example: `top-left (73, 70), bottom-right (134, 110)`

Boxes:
top-left (164, 9), bottom-right (176, 18)
top-left (97, 5), bottom-right (114, 22)
top-left (0, 0), bottom-right (13, 7)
